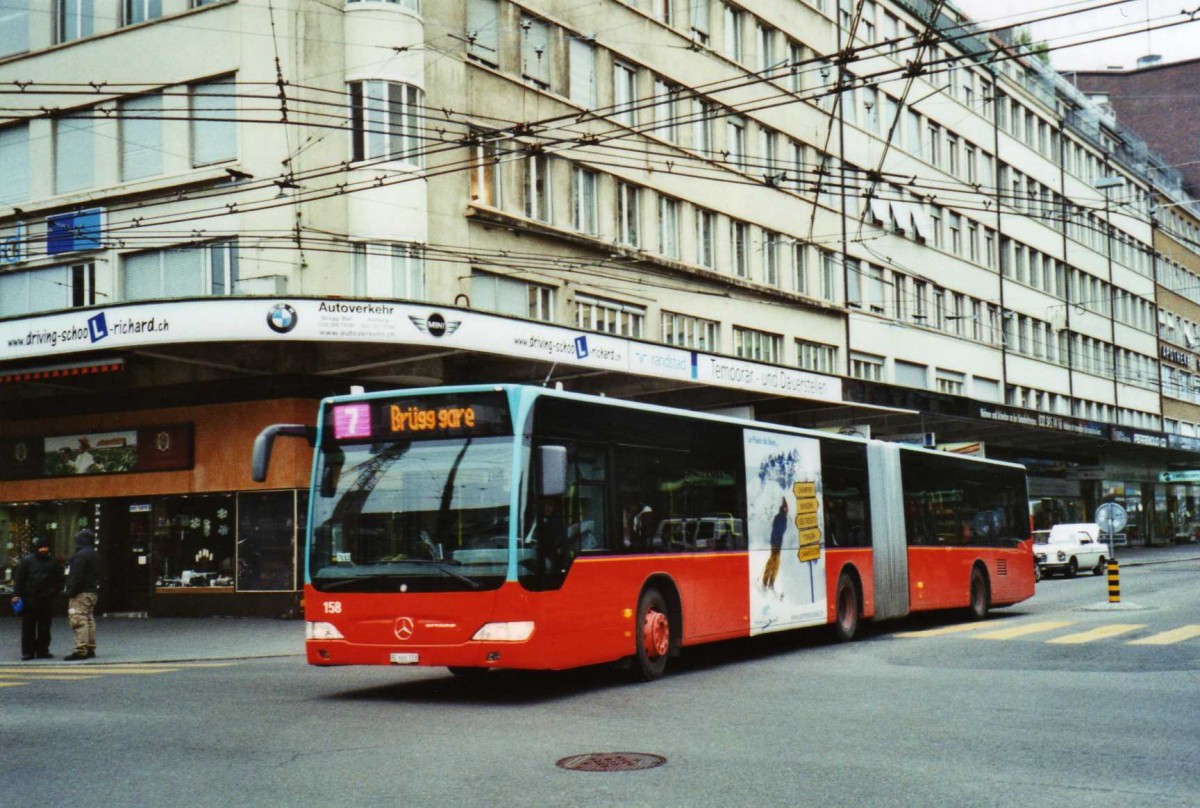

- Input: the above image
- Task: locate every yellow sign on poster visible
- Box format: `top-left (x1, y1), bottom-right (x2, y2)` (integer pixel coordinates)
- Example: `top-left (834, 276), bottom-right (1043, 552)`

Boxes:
top-left (793, 481), bottom-right (816, 499)
top-left (794, 512), bottom-right (818, 530)
top-left (797, 528), bottom-right (822, 562)
top-left (794, 497), bottom-right (818, 514)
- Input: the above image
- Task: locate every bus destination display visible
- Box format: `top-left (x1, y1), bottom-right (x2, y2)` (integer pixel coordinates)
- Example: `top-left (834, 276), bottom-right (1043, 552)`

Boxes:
top-left (328, 392), bottom-right (511, 442)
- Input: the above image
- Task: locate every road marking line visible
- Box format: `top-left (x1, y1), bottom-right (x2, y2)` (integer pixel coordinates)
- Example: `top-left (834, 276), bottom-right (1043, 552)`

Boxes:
top-left (894, 622), bottom-right (1001, 638)
top-left (973, 621), bottom-right (1075, 640)
top-left (0, 675), bottom-right (97, 681)
top-left (0, 681), bottom-right (28, 687)
top-left (1128, 625), bottom-right (1200, 646)
top-left (1047, 624), bottom-right (1145, 644)
top-left (0, 667), bottom-right (173, 676)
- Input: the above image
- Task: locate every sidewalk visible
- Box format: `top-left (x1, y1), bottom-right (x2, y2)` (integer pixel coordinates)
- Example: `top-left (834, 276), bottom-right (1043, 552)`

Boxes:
top-left (3, 543), bottom-right (1196, 666)
top-left (0, 615), bottom-right (303, 666)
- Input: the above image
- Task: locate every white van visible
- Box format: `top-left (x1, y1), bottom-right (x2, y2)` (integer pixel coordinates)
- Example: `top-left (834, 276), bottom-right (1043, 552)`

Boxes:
top-left (1033, 523), bottom-right (1108, 578)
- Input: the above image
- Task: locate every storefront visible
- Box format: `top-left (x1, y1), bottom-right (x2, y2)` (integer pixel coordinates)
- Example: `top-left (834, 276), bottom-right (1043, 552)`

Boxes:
top-left (0, 399), bottom-right (314, 617)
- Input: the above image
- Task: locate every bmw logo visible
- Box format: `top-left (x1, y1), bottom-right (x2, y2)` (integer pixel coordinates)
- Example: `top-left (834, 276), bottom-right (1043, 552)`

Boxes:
top-left (267, 303), bottom-right (297, 333)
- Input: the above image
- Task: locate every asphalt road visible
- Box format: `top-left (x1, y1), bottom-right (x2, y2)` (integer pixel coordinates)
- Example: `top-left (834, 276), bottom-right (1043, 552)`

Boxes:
top-left (4, 559), bottom-right (1198, 807)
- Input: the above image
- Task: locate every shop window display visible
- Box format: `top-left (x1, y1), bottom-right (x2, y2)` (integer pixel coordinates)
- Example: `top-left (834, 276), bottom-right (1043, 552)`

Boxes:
top-left (154, 494), bottom-right (235, 589)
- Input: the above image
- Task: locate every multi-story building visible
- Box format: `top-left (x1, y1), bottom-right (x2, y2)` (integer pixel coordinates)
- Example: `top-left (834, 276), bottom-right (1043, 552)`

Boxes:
top-left (1, 0), bottom-right (1196, 615)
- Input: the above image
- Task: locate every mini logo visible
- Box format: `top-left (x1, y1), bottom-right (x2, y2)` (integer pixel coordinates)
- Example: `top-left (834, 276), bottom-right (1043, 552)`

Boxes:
top-left (394, 616), bottom-right (415, 641)
top-left (13, 442), bottom-right (28, 463)
top-left (409, 313), bottom-right (461, 338)
top-left (88, 312), bottom-right (109, 343)
top-left (267, 303), bottom-right (297, 333)
top-left (574, 335), bottom-right (589, 359)
top-left (155, 431), bottom-right (172, 453)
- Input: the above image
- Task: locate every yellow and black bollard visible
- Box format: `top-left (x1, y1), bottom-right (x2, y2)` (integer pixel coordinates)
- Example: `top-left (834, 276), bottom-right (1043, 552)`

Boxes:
top-left (1107, 559), bottom-right (1120, 603)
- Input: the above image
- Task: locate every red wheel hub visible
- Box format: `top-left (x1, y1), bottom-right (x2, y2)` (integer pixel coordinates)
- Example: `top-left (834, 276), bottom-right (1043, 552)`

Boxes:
top-left (642, 609), bottom-right (669, 658)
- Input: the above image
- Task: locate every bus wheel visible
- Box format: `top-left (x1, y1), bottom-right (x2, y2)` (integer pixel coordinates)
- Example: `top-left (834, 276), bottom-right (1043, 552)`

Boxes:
top-left (968, 568), bottom-right (990, 620)
top-left (633, 587), bottom-right (671, 681)
top-left (832, 574), bottom-right (860, 642)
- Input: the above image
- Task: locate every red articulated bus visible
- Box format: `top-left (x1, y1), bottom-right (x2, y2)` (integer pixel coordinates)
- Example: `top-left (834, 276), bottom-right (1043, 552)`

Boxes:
top-left (253, 384), bottom-right (1035, 680)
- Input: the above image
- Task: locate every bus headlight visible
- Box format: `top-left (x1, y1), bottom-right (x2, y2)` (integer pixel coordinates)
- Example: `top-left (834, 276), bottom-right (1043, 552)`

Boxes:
top-left (306, 621), bottom-right (345, 640)
top-left (471, 621), bottom-right (535, 642)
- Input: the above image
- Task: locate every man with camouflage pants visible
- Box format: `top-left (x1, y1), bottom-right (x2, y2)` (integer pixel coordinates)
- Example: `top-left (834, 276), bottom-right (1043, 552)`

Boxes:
top-left (63, 529), bottom-right (100, 661)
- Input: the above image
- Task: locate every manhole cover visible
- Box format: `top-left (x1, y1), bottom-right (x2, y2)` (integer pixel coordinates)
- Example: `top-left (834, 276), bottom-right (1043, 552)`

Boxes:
top-left (556, 752), bottom-right (667, 772)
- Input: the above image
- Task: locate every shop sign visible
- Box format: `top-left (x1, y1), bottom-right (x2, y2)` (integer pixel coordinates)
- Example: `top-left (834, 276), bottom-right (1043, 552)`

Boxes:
top-left (46, 208), bottom-right (103, 255)
top-left (0, 423), bottom-right (192, 480)
top-left (0, 298), bottom-right (844, 408)
top-left (1109, 426), bottom-right (1168, 448)
top-left (1160, 344), bottom-right (1194, 369)
top-left (1158, 470), bottom-right (1200, 483)
top-left (975, 404), bottom-right (1106, 438)
top-left (1167, 434), bottom-right (1200, 453)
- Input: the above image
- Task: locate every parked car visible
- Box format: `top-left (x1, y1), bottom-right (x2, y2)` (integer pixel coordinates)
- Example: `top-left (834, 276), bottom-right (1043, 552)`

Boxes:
top-left (1033, 523), bottom-right (1108, 578)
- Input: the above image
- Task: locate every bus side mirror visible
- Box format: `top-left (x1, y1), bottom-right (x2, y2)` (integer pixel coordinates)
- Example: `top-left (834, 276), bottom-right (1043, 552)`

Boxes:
top-left (251, 424), bottom-right (315, 482)
top-left (538, 445), bottom-right (568, 497)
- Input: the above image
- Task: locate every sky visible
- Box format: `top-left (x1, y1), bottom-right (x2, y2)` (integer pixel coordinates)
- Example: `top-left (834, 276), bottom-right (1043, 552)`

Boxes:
top-left (952, 0), bottom-right (1200, 71)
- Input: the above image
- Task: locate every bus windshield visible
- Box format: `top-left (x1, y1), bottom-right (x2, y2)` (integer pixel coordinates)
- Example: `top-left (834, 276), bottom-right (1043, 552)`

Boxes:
top-left (308, 436), bottom-right (514, 593)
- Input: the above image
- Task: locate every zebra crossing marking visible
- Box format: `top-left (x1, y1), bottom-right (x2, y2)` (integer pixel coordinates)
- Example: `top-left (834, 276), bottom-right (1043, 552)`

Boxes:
top-left (1047, 624), bottom-right (1145, 644)
top-left (1128, 625), bottom-right (1200, 646)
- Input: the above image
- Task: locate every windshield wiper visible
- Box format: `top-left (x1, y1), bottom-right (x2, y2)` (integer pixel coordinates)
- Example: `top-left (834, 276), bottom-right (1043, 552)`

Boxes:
top-left (318, 561), bottom-right (482, 590)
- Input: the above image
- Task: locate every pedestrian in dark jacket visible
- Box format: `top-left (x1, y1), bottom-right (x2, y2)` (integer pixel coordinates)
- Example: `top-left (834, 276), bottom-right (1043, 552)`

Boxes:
top-left (63, 529), bottom-right (100, 661)
top-left (12, 536), bottom-right (65, 661)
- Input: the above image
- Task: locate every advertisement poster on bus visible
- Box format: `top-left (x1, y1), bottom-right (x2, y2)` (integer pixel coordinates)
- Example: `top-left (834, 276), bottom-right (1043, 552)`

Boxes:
top-left (744, 429), bottom-right (826, 634)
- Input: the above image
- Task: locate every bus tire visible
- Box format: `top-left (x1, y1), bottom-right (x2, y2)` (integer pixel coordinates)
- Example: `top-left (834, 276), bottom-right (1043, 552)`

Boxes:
top-left (633, 587), bottom-right (671, 682)
top-left (832, 573), bottom-right (860, 642)
top-left (968, 567), bottom-right (990, 620)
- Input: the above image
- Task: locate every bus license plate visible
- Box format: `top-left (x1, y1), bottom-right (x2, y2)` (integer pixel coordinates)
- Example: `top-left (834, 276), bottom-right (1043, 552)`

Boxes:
top-left (389, 653), bottom-right (419, 665)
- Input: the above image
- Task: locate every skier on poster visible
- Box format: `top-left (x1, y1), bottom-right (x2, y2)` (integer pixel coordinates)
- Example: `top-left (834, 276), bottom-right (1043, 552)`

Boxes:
top-left (760, 497), bottom-right (789, 592)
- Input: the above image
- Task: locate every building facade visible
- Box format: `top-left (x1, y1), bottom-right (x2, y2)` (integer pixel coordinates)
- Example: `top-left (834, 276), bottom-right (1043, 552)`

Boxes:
top-left (1, 0), bottom-right (1198, 616)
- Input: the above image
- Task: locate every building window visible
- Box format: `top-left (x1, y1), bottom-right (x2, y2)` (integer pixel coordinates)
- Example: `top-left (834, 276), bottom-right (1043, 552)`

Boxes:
top-left (120, 94), bottom-right (162, 181)
top-left (936, 369), bottom-right (965, 395)
top-left (723, 3), bottom-right (744, 62)
top-left (466, 0), bottom-right (499, 65)
top-left (662, 311), bottom-right (718, 351)
top-left (726, 115), bottom-right (746, 170)
top-left (469, 132), bottom-right (502, 206)
top-left (520, 15), bottom-right (550, 88)
top-left (569, 38), bottom-right (597, 108)
top-left (349, 80), bottom-right (422, 165)
top-left (796, 339), bottom-right (836, 373)
top-left (55, 110), bottom-right (93, 194)
top-left (617, 182), bottom-right (641, 247)
top-left (472, 270), bottom-right (553, 321)
top-left (576, 294), bottom-right (644, 337)
top-left (529, 283), bottom-right (555, 321)
top-left (353, 243), bottom-right (425, 300)
top-left (757, 23), bottom-right (776, 73)
top-left (613, 61), bottom-right (638, 126)
top-left (653, 78), bottom-right (679, 142)
top-left (762, 231), bottom-right (781, 286)
top-left (692, 98), bottom-right (713, 156)
top-left (0, 123), bottom-right (29, 204)
top-left (572, 166), bottom-right (599, 234)
top-left (523, 152), bottom-right (551, 221)
top-left (734, 326), bottom-right (781, 362)
top-left (659, 195), bottom-right (680, 258)
top-left (124, 0), bottom-right (161, 25)
top-left (819, 249), bottom-right (837, 301)
top-left (792, 242), bottom-right (808, 295)
top-left (0, 0), bottom-right (28, 56)
top-left (730, 220), bottom-right (749, 278)
top-left (850, 351), bottom-right (884, 381)
top-left (122, 241), bottom-right (239, 301)
top-left (191, 78), bottom-right (237, 167)
top-left (0, 263), bottom-right (94, 317)
top-left (57, 0), bottom-right (93, 43)
top-left (690, 0), bottom-right (710, 44)
top-left (696, 208), bottom-right (716, 268)
top-left (654, 0), bottom-right (673, 25)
